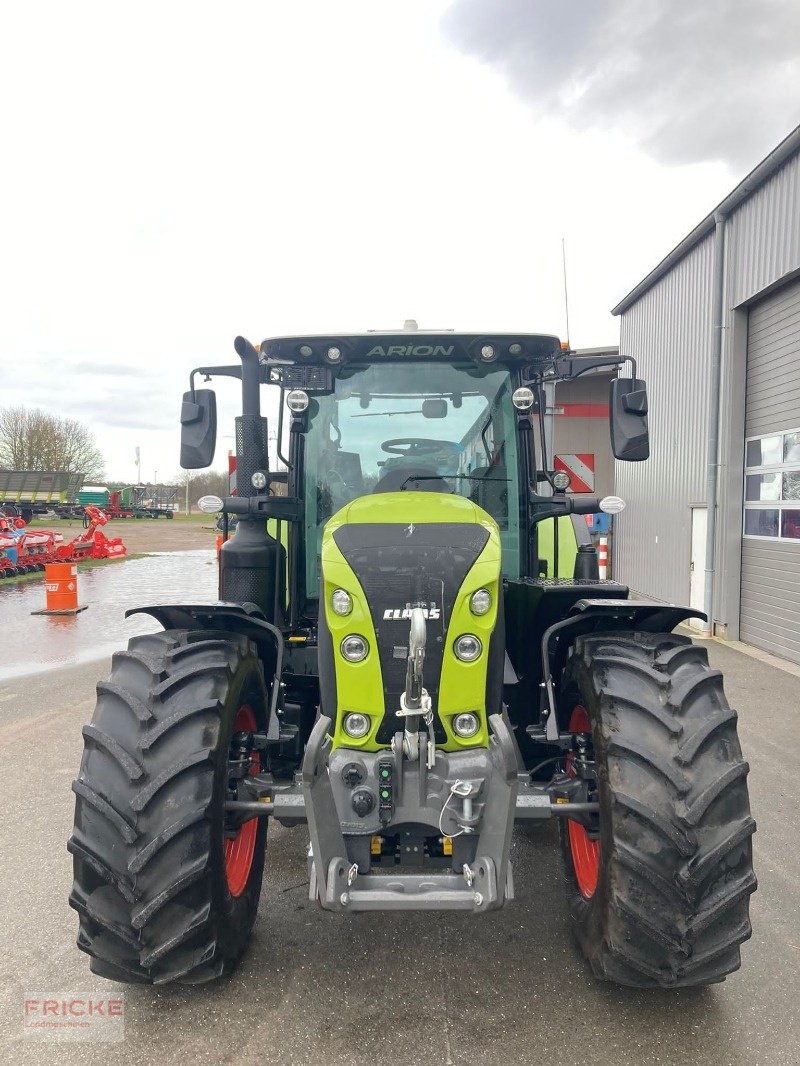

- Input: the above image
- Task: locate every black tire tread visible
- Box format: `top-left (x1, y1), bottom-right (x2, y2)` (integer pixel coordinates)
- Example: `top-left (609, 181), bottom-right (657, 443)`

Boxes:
top-left (69, 628), bottom-right (267, 985)
top-left (81, 725), bottom-right (143, 780)
top-left (71, 780), bottom-right (139, 844)
top-left (563, 631), bottom-right (756, 988)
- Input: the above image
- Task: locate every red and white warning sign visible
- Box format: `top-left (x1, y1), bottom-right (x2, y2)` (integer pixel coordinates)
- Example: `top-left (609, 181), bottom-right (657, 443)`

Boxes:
top-left (554, 454), bottom-right (595, 493)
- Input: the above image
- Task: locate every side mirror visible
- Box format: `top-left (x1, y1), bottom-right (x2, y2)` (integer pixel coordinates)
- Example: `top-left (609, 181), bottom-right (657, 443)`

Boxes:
top-left (610, 378), bottom-right (649, 461)
top-left (180, 389), bottom-right (217, 469)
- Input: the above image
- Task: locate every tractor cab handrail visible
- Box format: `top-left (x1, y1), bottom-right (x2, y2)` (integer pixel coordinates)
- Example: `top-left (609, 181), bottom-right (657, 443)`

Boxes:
top-left (222, 494), bottom-right (303, 521)
top-left (529, 492), bottom-right (600, 525)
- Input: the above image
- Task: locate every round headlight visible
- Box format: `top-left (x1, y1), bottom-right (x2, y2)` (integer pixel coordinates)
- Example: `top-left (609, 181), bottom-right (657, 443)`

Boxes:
top-left (509, 342), bottom-right (523, 355)
top-left (251, 471), bottom-right (267, 490)
top-left (453, 712), bottom-right (480, 738)
top-left (331, 589), bottom-right (352, 616)
top-left (552, 470), bottom-right (571, 491)
top-left (512, 387), bottom-right (534, 410)
top-left (286, 389), bottom-right (309, 413)
top-left (326, 346), bottom-right (342, 363)
top-left (454, 634), bottom-right (482, 662)
top-left (480, 344), bottom-right (495, 361)
top-left (470, 588), bottom-right (492, 616)
top-left (343, 712), bottom-right (370, 739)
top-left (341, 635), bottom-right (368, 662)
top-left (197, 494), bottom-right (224, 514)
top-left (298, 344), bottom-right (313, 358)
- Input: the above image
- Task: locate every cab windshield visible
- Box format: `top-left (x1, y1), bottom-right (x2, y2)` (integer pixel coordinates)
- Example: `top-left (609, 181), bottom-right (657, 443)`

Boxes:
top-left (301, 361), bottom-right (521, 596)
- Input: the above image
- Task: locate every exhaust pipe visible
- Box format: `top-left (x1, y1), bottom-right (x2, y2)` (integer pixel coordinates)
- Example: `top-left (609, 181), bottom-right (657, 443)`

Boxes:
top-left (220, 336), bottom-right (285, 625)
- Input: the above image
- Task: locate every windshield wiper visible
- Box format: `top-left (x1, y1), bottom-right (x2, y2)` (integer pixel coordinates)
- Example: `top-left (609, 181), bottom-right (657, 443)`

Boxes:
top-left (399, 474), bottom-right (510, 490)
top-left (351, 410), bottom-right (424, 418)
top-left (480, 415), bottom-right (493, 465)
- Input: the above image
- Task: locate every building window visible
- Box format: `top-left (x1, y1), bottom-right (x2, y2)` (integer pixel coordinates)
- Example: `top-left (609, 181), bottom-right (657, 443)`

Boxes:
top-left (743, 429), bottom-right (800, 541)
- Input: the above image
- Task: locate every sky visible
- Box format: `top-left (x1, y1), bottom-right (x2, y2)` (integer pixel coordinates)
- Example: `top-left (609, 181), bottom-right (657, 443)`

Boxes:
top-left (1, 0), bottom-right (798, 484)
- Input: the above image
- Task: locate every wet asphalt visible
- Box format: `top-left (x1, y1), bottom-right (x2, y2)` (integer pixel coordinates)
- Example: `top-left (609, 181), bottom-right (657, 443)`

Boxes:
top-left (0, 639), bottom-right (798, 1066)
top-left (0, 550), bottom-right (217, 682)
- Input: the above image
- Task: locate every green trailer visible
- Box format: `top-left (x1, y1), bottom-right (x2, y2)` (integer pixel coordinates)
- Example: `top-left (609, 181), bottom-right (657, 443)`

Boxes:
top-left (77, 486), bottom-right (110, 508)
top-left (0, 470), bottom-right (84, 522)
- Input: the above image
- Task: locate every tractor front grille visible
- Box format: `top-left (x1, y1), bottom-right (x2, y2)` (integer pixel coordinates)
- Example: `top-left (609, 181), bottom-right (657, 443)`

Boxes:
top-left (332, 522), bottom-right (490, 742)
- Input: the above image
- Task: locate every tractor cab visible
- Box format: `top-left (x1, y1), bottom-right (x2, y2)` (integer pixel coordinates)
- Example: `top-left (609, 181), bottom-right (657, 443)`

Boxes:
top-left (255, 330), bottom-right (636, 617)
top-left (172, 329), bottom-right (659, 696)
top-left (295, 350), bottom-right (524, 598)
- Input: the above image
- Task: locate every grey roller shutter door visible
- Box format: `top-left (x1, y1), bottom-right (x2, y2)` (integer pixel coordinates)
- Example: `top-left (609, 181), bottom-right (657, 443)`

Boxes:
top-left (740, 275), bottom-right (800, 663)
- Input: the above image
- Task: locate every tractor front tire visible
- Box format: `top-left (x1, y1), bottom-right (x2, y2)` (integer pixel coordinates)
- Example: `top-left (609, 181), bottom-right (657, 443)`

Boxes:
top-left (560, 631), bottom-right (756, 988)
top-left (68, 628), bottom-right (268, 984)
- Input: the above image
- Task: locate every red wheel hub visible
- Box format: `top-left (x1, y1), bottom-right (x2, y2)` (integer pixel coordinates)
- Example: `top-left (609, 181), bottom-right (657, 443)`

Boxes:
top-left (566, 705), bottom-right (600, 900)
top-left (224, 705), bottom-right (260, 897)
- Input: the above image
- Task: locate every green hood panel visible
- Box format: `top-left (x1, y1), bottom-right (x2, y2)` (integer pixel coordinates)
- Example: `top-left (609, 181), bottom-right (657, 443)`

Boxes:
top-left (320, 492), bottom-right (502, 752)
top-left (327, 491), bottom-right (496, 531)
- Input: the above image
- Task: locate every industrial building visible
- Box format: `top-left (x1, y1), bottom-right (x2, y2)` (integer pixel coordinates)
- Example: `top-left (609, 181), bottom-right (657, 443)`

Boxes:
top-left (612, 124), bottom-right (800, 664)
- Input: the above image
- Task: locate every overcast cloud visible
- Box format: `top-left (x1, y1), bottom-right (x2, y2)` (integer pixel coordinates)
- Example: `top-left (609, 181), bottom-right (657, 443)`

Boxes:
top-left (441, 0), bottom-right (800, 167)
top-left (0, 1), bottom-right (795, 482)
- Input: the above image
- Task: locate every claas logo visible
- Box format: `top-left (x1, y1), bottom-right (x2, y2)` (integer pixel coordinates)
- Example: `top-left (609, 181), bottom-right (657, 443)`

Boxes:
top-left (382, 606), bottom-right (441, 620)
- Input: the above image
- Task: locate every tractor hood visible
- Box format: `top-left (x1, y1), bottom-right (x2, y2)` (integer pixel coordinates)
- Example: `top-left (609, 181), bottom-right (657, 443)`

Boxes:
top-left (328, 490), bottom-right (497, 530)
top-left (319, 492), bottom-right (504, 751)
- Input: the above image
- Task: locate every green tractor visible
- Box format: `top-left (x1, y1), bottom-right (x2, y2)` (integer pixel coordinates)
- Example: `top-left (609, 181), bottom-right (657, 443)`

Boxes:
top-left (69, 329), bottom-right (756, 987)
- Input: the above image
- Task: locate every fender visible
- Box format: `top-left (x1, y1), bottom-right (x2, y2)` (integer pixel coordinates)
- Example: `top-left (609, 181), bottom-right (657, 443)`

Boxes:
top-left (126, 602), bottom-right (285, 739)
top-left (540, 598), bottom-right (705, 741)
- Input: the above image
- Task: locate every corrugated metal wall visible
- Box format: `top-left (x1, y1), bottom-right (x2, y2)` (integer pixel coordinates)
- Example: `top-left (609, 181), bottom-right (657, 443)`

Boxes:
top-left (615, 233), bottom-right (715, 605)
top-left (728, 152), bottom-right (800, 307)
top-left (739, 277), bottom-right (800, 663)
top-left (616, 145), bottom-right (800, 628)
top-left (744, 275), bottom-right (800, 437)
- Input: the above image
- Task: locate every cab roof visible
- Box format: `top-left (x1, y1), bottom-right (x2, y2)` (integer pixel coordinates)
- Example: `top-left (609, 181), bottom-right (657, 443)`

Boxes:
top-left (260, 331), bottom-right (562, 367)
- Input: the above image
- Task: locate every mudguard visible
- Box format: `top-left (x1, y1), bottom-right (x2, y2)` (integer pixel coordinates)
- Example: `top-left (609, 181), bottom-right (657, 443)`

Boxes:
top-left (540, 598), bottom-right (705, 740)
top-left (126, 602), bottom-right (284, 738)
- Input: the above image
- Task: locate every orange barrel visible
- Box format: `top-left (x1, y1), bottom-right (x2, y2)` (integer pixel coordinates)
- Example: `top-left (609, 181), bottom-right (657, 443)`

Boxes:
top-left (216, 534), bottom-right (224, 557)
top-left (45, 562), bottom-right (79, 612)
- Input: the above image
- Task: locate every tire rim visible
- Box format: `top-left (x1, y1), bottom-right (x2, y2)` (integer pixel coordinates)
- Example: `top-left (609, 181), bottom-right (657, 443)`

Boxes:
top-left (566, 704), bottom-right (600, 900)
top-left (224, 704), bottom-right (260, 897)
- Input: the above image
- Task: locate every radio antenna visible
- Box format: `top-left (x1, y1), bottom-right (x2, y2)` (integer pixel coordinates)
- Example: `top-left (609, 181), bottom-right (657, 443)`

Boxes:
top-left (561, 237), bottom-right (571, 346)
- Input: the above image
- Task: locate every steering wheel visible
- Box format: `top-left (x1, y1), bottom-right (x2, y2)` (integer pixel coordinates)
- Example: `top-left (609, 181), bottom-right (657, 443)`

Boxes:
top-left (381, 437), bottom-right (458, 456)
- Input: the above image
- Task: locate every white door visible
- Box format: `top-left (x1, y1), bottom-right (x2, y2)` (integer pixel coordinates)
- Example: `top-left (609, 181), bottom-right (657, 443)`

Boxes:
top-left (689, 507), bottom-right (707, 632)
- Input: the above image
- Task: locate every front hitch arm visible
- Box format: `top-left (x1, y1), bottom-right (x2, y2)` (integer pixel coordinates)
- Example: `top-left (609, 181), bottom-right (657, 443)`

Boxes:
top-left (395, 607), bottom-right (433, 763)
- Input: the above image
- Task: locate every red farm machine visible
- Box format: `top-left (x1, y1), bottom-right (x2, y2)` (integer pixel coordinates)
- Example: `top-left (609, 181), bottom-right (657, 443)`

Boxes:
top-left (0, 505), bottom-right (126, 579)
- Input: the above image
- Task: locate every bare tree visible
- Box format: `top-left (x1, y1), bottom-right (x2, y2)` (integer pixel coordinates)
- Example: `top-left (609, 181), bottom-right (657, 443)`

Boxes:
top-left (0, 405), bottom-right (105, 480)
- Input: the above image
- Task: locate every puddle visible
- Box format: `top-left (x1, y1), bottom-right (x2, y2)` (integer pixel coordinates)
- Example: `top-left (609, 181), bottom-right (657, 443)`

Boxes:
top-left (0, 551), bottom-right (218, 681)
